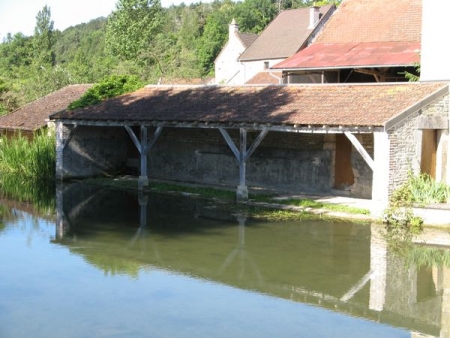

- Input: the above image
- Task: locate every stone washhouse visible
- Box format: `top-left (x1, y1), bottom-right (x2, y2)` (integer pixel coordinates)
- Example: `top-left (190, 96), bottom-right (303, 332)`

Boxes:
top-left (50, 83), bottom-right (450, 208)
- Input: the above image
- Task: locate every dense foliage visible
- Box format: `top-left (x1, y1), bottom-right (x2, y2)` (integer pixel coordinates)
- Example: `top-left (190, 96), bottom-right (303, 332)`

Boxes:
top-left (0, 0), bottom-right (339, 113)
top-left (68, 75), bottom-right (144, 109)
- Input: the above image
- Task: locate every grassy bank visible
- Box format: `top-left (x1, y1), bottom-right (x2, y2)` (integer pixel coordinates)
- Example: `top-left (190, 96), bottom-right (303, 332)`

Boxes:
top-left (0, 131), bottom-right (55, 211)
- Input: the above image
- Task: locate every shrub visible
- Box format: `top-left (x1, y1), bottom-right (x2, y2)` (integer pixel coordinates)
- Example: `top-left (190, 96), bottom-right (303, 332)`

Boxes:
top-left (390, 172), bottom-right (450, 207)
top-left (68, 74), bottom-right (144, 109)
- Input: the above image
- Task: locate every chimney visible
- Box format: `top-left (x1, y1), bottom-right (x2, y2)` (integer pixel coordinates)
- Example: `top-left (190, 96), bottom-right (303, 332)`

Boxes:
top-left (308, 6), bottom-right (320, 29)
top-left (229, 19), bottom-right (239, 38)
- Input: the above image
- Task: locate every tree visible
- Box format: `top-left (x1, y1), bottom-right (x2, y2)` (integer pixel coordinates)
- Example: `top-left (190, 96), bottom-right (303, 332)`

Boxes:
top-left (105, 0), bottom-right (164, 62)
top-left (197, 0), bottom-right (236, 75)
top-left (33, 5), bottom-right (56, 66)
top-left (234, 0), bottom-right (277, 33)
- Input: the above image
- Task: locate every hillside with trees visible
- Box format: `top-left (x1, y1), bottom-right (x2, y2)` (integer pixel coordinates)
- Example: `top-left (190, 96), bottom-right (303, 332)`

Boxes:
top-left (0, 0), bottom-right (339, 114)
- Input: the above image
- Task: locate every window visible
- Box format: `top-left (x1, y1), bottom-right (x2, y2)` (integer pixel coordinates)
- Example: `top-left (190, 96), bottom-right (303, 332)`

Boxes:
top-left (264, 61), bottom-right (269, 70)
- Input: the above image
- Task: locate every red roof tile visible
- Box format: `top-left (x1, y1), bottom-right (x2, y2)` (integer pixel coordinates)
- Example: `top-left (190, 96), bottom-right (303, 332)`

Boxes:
top-left (245, 71), bottom-right (282, 85)
top-left (273, 42), bottom-right (421, 70)
top-left (50, 83), bottom-right (448, 129)
top-left (316, 0), bottom-right (421, 44)
top-left (0, 84), bottom-right (92, 132)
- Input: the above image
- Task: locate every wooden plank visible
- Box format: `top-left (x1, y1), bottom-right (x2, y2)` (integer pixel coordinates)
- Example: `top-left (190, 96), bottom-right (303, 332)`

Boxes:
top-left (244, 128), bottom-right (268, 161)
top-left (144, 126), bottom-right (163, 155)
top-left (62, 124), bottom-right (78, 150)
top-left (125, 125), bottom-right (142, 153)
top-left (219, 128), bottom-right (240, 161)
top-left (344, 132), bottom-right (375, 171)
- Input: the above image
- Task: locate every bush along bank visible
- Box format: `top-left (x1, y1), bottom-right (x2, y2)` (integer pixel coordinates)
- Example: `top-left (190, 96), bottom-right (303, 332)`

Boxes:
top-left (382, 171), bottom-right (450, 233)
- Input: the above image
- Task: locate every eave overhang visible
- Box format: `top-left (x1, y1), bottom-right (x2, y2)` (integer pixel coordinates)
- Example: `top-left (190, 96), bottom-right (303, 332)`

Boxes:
top-left (52, 118), bottom-right (383, 134)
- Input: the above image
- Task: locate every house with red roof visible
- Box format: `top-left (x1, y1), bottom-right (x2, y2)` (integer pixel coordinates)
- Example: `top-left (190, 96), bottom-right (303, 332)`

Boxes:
top-left (272, 0), bottom-right (421, 84)
top-left (215, 5), bottom-right (335, 85)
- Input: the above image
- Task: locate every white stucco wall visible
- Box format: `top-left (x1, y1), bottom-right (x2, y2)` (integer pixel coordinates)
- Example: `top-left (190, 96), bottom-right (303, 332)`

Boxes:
top-left (239, 59), bottom-right (285, 84)
top-left (421, 0), bottom-right (450, 81)
top-left (214, 35), bottom-right (245, 85)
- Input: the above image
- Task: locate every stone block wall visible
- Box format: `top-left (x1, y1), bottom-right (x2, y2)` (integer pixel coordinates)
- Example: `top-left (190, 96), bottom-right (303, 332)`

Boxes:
top-left (387, 95), bottom-right (449, 195)
top-left (147, 128), bottom-right (333, 194)
top-left (57, 124), bottom-right (374, 198)
top-left (57, 124), bottom-right (128, 179)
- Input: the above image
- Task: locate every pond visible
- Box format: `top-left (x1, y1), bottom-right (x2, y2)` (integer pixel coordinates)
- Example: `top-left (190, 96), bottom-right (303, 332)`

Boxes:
top-left (0, 182), bottom-right (449, 338)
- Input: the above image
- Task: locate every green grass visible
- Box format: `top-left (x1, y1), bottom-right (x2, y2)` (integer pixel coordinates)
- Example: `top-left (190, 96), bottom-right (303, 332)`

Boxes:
top-left (253, 196), bottom-right (370, 215)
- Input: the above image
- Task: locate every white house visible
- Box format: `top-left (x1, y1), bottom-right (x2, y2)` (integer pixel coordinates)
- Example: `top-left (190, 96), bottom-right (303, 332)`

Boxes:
top-left (214, 19), bottom-right (257, 85)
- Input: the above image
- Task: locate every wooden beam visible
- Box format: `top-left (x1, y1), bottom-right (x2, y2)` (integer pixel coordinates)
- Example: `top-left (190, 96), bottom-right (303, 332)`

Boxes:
top-left (143, 126), bottom-right (163, 155)
top-left (125, 125), bottom-right (142, 153)
top-left (62, 124), bottom-right (78, 150)
top-left (344, 132), bottom-right (375, 171)
top-left (244, 128), bottom-right (268, 161)
top-left (219, 128), bottom-right (240, 161)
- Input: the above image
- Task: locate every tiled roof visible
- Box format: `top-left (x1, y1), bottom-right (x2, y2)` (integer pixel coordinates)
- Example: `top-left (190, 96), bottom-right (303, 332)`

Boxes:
top-left (237, 32), bottom-right (258, 48)
top-left (272, 0), bottom-right (422, 71)
top-left (50, 83), bottom-right (448, 129)
top-left (238, 5), bottom-right (334, 61)
top-left (273, 42), bottom-right (421, 70)
top-left (245, 71), bottom-right (282, 85)
top-left (315, 0), bottom-right (421, 43)
top-left (156, 77), bottom-right (214, 85)
top-left (0, 84), bottom-right (92, 132)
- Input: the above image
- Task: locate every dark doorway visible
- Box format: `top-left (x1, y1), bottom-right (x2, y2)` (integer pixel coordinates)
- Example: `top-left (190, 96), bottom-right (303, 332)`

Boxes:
top-left (421, 130), bottom-right (437, 179)
top-left (334, 134), bottom-right (355, 189)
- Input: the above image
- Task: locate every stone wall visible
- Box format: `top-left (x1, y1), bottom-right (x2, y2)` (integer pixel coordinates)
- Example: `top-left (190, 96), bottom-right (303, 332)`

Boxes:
top-left (148, 128), bottom-right (334, 194)
top-left (56, 123), bottom-right (128, 179)
top-left (387, 95), bottom-right (449, 195)
top-left (58, 124), bottom-right (375, 197)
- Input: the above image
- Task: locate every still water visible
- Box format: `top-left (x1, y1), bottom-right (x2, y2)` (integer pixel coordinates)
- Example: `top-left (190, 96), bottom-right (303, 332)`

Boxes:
top-left (0, 183), bottom-right (449, 337)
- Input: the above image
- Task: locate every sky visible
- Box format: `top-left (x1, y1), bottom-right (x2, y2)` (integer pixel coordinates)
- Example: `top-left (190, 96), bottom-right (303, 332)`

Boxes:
top-left (0, 0), bottom-right (212, 41)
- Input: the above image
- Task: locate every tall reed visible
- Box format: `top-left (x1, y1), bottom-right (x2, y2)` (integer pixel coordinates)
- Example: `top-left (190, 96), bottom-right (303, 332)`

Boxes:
top-left (0, 131), bottom-right (55, 179)
top-left (0, 131), bottom-right (55, 211)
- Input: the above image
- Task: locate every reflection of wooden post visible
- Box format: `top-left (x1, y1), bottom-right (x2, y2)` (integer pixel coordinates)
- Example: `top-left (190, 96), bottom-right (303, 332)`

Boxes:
top-left (55, 182), bottom-right (69, 240)
top-left (369, 224), bottom-right (387, 311)
top-left (138, 191), bottom-right (148, 229)
top-left (442, 266), bottom-right (450, 338)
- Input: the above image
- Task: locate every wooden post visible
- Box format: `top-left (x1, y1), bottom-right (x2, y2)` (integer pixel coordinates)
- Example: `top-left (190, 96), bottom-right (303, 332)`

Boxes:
top-left (219, 128), bottom-right (268, 201)
top-left (125, 125), bottom-right (163, 190)
top-left (139, 125), bottom-right (149, 189)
